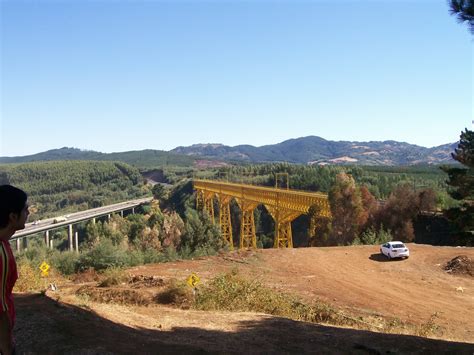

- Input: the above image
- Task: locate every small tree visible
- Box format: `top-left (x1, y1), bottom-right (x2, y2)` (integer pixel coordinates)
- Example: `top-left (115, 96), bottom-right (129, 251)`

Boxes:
top-left (328, 173), bottom-right (365, 245)
top-left (152, 183), bottom-right (167, 202)
top-left (441, 129), bottom-right (474, 245)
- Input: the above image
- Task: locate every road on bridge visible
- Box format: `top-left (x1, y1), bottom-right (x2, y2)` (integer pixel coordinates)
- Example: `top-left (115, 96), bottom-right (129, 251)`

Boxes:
top-left (13, 196), bottom-right (153, 240)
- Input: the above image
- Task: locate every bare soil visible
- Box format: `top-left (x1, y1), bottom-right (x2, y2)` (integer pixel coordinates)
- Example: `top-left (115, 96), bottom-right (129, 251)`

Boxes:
top-left (15, 244), bottom-right (474, 354)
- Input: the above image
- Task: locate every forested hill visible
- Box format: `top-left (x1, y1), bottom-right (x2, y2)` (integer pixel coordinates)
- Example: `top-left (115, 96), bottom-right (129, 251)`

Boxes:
top-left (0, 161), bottom-right (150, 220)
top-left (172, 136), bottom-right (457, 165)
top-left (0, 147), bottom-right (196, 168)
top-left (0, 136), bottom-right (457, 166)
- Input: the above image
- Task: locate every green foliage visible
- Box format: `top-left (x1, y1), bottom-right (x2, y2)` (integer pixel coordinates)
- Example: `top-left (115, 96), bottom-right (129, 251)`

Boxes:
top-left (180, 208), bottom-right (225, 256)
top-left (164, 179), bottom-right (195, 216)
top-left (50, 251), bottom-right (80, 275)
top-left (0, 147), bottom-right (196, 169)
top-left (151, 183), bottom-right (167, 201)
top-left (0, 160), bottom-right (149, 220)
top-left (77, 239), bottom-right (129, 271)
top-left (353, 227), bottom-right (392, 245)
top-left (442, 129), bottom-right (474, 245)
top-left (450, 0), bottom-right (474, 34)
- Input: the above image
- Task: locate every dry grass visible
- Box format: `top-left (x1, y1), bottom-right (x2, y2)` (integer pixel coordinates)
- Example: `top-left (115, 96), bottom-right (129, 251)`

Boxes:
top-left (98, 268), bottom-right (130, 287)
top-left (14, 259), bottom-right (51, 293)
top-left (193, 271), bottom-right (443, 338)
top-left (155, 280), bottom-right (194, 308)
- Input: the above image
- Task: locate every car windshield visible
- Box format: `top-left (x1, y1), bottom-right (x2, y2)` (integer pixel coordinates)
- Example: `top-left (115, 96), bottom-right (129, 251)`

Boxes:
top-left (392, 244), bottom-right (405, 249)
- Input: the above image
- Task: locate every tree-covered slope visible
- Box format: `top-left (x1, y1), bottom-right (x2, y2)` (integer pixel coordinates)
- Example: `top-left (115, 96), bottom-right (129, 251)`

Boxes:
top-left (0, 147), bottom-right (196, 168)
top-left (0, 161), bottom-right (150, 219)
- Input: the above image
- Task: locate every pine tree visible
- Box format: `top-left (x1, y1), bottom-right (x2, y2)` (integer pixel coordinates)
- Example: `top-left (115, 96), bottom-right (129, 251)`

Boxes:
top-left (450, 0), bottom-right (474, 34)
top-left (442, 129), bottom-right (474, 245)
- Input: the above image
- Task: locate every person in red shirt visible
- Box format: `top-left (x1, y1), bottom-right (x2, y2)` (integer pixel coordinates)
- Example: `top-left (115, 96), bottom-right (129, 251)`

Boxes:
top-left (0, 185), bottom-right (28, 355)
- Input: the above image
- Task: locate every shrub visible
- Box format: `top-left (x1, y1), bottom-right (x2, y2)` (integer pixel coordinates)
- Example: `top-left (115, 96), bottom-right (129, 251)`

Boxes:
top-left (353, 227), bottom-right (392, 245)
top-left (14, 258), bottom-right (47, 293)
top-left (98, 267), bottom-right (130, 287)
top-left (195, 271), bottom-right (342, 324)
top-left (77, 239), bottom-right (129, 272)
top-left (50, 250), bottom-right (80, 275)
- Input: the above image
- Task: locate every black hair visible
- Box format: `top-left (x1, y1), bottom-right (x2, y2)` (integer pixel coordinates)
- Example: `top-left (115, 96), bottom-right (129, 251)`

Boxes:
top-left (0, 185), bottom-right (28, 229)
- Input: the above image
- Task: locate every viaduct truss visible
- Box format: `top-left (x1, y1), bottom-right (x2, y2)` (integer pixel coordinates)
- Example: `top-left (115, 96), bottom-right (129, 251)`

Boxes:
top-left (193, 179), bottom-right (331, 249)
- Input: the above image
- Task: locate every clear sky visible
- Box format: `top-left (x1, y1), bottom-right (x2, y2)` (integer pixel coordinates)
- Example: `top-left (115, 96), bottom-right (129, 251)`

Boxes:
top-left (1, 0), bottom-right (472, 157)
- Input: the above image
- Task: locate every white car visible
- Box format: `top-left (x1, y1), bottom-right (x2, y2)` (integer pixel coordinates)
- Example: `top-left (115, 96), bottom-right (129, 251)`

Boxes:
top-left (380, 241), bottom-right (409, 260)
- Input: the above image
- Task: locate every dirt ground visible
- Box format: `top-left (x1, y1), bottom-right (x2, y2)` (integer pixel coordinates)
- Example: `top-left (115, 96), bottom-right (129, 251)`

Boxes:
top-left (14, 244), bottom-right (474, 354)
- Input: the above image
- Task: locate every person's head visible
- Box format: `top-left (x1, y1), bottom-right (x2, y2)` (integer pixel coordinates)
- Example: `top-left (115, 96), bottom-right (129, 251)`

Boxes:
top-left (0, 185), bottom-right (29, 231)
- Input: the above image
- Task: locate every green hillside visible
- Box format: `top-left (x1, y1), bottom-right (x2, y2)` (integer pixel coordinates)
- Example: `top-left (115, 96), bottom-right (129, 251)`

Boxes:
top-left (0, 160), bottom-right (151, 220)
top-left (0, 147), bottom-right (196, 169)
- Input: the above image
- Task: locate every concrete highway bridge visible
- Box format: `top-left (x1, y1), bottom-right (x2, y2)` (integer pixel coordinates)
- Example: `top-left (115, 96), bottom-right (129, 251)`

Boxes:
top-left (193, 179), bottom-right (331, 249)
top-left (12, 197), bottom-right (153, 252)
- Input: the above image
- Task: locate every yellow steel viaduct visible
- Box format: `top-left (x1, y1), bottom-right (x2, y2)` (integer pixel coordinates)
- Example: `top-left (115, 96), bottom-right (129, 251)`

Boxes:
top-left (193, 179), bottom-right (331, 249)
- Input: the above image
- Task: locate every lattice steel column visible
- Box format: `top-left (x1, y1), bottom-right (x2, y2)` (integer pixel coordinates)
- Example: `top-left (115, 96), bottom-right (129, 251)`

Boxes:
top-left (240, 209), bottom-right (257, 249)
top-left (274, 221), bottom-right (293, 248)
top-left (196, 189), bottom-right (204, 211)
top-left (219, 197), bottom-right (233, 250)
top-left (204, 192), bottom-right (215, 223)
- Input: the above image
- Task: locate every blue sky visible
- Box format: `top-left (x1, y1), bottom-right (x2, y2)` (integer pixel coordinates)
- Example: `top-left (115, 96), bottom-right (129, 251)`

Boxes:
top-left (1, 0), bottom-right (472, 157)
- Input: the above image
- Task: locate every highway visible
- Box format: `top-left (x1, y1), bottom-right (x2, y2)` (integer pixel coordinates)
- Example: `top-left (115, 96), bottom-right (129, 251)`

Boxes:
top-left (12, 196), bottom-right (153, 240)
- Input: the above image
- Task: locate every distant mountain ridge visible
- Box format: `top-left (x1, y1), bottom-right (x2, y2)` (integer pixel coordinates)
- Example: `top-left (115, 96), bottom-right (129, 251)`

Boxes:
top-left (171, 136), bottom-right (457, 165)
top-left (0, 136), bottom-right (457, 166)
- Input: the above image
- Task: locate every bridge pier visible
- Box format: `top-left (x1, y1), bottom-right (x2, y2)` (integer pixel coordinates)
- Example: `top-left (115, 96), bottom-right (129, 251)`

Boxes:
top-left (75, 231), bottom-right (79, 253)
top-left (204, 192), bottom-right (215, 223)
top-left (68, 224), bottom-right (74, 251)
top-left (45, 230), bottom-right (50, 247)
top-left (16, 239), bottom-right (21, 253)
top-left (219, 196), bottom-right (233, 250)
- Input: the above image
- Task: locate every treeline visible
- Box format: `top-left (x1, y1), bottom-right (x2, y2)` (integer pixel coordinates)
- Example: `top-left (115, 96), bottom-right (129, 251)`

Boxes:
top-left (18, 200), bottom-right (223, 275)
top-left (0, 161), bottom-right (149, 220)
top-left (192, 163), bottom-right (454, 208)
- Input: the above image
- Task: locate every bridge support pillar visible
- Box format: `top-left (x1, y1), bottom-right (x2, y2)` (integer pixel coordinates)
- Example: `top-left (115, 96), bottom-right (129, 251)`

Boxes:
top-left (196, 190), bottom-right (204, 211)
top-left (92, 217), bottom-right (96, 224)
top-left (23, 238), bottom-right (28, 251)
top-left (45, 230), bottom-right (50, 247)
top-left (274, 221), bottom-right (293, 248)
top-left (120, 210), bottom-right (124, 218)
top-left (16, 239), bottom-right (21, 253)
top-left (49, 238), bottom-right (54, 249)
top-left (68, 224), bottom-right (74, 251)
top-left (74, 232), bottom-right (79, 253)
top-left (204, 192), bottom-right (215, 223)
top-left (240, 208), bottom-right (257, 249)
top-left (219, 197), bottom-right (233, 250)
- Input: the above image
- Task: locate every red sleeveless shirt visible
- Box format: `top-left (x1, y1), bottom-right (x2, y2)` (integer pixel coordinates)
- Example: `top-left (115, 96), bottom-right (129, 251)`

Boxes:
top-left (0, 240), bottom-right (18, 332)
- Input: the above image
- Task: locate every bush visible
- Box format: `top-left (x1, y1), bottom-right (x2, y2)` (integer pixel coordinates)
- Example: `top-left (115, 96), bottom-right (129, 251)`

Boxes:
top-left (353, 227), bottom-right (392, 245)
top-left (77, 240), bottom-right (129, 272)
top-left (50, 251), bottom-right (80, 275)
top-left (98, 267), bottom-right (130, 287)
top-left (14, 258), bottom-right (47, 292)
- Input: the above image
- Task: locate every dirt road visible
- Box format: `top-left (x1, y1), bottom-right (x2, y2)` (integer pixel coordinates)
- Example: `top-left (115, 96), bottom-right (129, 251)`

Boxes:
top-left (15, 244), bottom-right (474, 354)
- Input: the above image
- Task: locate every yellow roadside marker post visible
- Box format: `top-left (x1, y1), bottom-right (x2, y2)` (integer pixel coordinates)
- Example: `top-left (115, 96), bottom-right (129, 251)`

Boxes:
top-left (39, 261), bottom-right (50, 277)
top-left (186, 273), bottom-right (201, 297)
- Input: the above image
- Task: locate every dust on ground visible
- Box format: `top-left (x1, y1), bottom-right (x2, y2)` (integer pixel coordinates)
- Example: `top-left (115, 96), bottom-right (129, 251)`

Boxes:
top-left (15, 244), bottom-right (474, 354)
